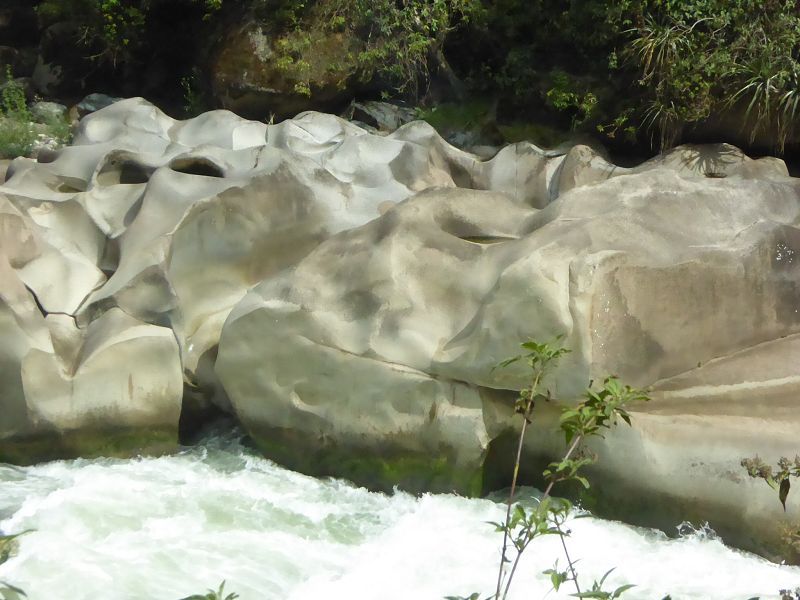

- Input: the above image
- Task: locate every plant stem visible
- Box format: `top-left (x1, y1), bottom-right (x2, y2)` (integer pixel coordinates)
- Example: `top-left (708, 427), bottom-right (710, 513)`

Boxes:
top-left (501, 539), bottom-right (528, 600)
top-left (494, 407), bottom-right (530, 599)
top-left (494, 373), bottom-right (540, 600)
top-left (541, 433), bottom-right (584, 499)
top-left (545, 430), bottom-right (591, 597)
top-left (557, 519), bottom-right (582, 596)
top-left (498, 432), bottom-right (585, 599)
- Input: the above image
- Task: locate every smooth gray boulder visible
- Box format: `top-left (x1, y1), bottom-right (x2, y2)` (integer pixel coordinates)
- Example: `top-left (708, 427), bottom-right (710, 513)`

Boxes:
top-left (0, 246), bottom-right (181, 463)
top-left (57, 98), bottom-right (624, 388)
top-left (1, 97), bottom-right (593, 458)
top-left (216, 161), bottom-right (800, 559)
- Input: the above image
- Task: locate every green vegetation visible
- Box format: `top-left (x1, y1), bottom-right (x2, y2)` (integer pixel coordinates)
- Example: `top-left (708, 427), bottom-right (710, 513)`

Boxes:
top-left (217, 0), bottom-right (482, 101)
top-left (0, 68), bottom-right (72, 159)
top-left (36, 0), bottom-right (222, 67)
top-left (181, 68), bottom-right (208, 118)
top-left (0, 426), bottom-right (177, 465)
top-left (0, 583), bottom-right (26, 600)
top-left (452, 0), bottom-right (800, 152)
top-left (20, 1), bottom-right (800, 152)
top-left (249, 425), bottom-right (484, 496)
top-left (0, 68), bottom-right (36, 159)
top-left (622, 0), bottom-right (800, 151)
top-left (742, 455), bottom-right (800, 564)
top-left (450, 338), bottom-right (652, 600)
top-left (0, 532), bottom-right (29, 600)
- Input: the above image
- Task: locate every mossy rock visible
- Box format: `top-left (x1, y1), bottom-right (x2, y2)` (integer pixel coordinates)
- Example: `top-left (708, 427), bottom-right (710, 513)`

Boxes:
top-left (209, 16), bottom-right (363, 119)
top-left (0, 427), bottom-right (178, 466)
top-left (247, 426), bottom-right (485, 496)
top-left (417, 98), bottom-right (575, 149)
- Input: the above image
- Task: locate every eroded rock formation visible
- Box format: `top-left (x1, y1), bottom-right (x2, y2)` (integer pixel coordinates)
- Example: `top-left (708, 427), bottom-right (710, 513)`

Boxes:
top-left (0, 98), bottom-right (797, 560)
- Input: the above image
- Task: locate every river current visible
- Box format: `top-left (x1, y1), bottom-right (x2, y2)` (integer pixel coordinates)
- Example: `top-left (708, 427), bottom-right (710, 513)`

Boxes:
top-left (1, 430), bottom-right (798, 600)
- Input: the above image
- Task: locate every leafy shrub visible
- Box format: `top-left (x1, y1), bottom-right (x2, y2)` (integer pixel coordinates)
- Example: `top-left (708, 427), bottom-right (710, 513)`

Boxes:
top-left (0, 68), bottom-right (72, 159)
top-left (621, 0), bottom-right (800, 151)
top-left (451, 338), bottom-right (651, 600)
top-left (267, 0), bottom-right (482, 99)
top-left (36, 0), bottom-right (223, 69)
top-left (0, 69), bottom-right (36, 159)
top-left (181, 68), bottom-right (208, 117)
top-left (741, 455), bottom-right (800, 563)
top-left (458, 0), bottom-right (800, 152)
top-left (0, 119), bottom-right (36, 160)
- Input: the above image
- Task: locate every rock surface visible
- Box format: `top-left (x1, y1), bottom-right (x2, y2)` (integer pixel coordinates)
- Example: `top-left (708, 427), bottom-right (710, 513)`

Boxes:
top-left (0, 98), bottom-right (798, 561)
top-left (209, 19), bottom-right (360, 120)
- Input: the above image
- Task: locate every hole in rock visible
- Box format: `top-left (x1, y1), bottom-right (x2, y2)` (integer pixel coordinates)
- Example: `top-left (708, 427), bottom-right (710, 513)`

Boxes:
top-left (437, 215), bottom-right (517, 245)
top-left (179, 384), bottom-right (229, 444)
top-left (3, 161), bottom-right (17, 182)
top-left (56, 182), bottom-right (86, 194)
top-left (169, 158), bottom-right (225, 178)
top-left (459, 235), bottom-right (518, 244)
top-left (97, 159), bottom-right (152, 186)
top-left (179, 345), bottom-right (233, 444)
top-left (482, 426), bottom-right (555, 496)
top-left (100, 237), bottom-right (120, 277)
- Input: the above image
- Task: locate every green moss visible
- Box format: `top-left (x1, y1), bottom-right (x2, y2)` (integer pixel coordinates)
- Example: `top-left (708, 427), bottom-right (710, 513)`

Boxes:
top-left (249, 426), bottom-right (484, 496)
top-left (0, 427), bottom-right (178, 466)
top-left (497, 122), bottom-right (571, 147)
top-left (416, 98), bottom-right (494, 133)
top-left (416, 98), bottom-right (574, 149)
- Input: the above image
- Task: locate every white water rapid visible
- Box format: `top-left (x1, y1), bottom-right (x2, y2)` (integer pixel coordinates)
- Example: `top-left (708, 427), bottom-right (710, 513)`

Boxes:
top-left (1, 430), bottom-right (798, 600)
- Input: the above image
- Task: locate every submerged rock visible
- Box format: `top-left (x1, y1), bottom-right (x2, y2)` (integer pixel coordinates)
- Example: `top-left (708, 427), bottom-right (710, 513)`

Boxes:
top-left (0, 97), bottom-right (797, 561)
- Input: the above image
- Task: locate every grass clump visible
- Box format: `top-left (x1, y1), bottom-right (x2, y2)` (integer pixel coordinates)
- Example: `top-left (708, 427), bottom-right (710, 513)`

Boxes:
top-left (0, 68), bottom-right (72, 160)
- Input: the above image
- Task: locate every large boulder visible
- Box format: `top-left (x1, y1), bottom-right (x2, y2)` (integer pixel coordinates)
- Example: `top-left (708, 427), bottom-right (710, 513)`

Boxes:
top-left (62, 97), bottom-right (593, 387)
top-left (0, 196), bottom-right (182, 463)
top-left (2, 96), bottom-right (798, 561)
top-left (209, 19), bottom-right (361, 120)
top-left (0, 97), bottom-right (581, 458)
top-left (216, 151), bottom-right (800, 558)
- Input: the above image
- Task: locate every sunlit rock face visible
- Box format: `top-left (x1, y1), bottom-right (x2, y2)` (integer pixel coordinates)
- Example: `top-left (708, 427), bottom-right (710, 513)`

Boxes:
top-left (0, 98), bottom-right (798, 559)
top-left (0, 97), bottom-right (584, 459)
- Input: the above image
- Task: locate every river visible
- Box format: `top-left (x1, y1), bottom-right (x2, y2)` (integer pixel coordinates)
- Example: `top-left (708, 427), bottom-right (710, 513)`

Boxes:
top-left (1, 429), bottom-right (798, 599)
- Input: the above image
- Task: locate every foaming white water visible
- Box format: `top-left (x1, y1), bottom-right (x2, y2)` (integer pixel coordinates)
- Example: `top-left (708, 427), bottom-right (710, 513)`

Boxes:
top-left (1, 432), bottom-right (798, 600)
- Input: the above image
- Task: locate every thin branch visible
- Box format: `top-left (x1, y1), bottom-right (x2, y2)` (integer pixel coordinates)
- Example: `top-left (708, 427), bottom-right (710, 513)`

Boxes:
top-left (556, 519), bottom-right (581, 596)
top-left (494, 372), bottom-right (540, 599)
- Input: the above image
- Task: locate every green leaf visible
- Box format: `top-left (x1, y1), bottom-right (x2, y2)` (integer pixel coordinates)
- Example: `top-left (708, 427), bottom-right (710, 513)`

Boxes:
top-left (494, 356), bottom-right (520, 370)
top-left (780, 477), bottom-right (791, 511)
top-left (612, 584), bottom-right (636, 596)
top-left (0, 582), bottom-right (27, 600)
